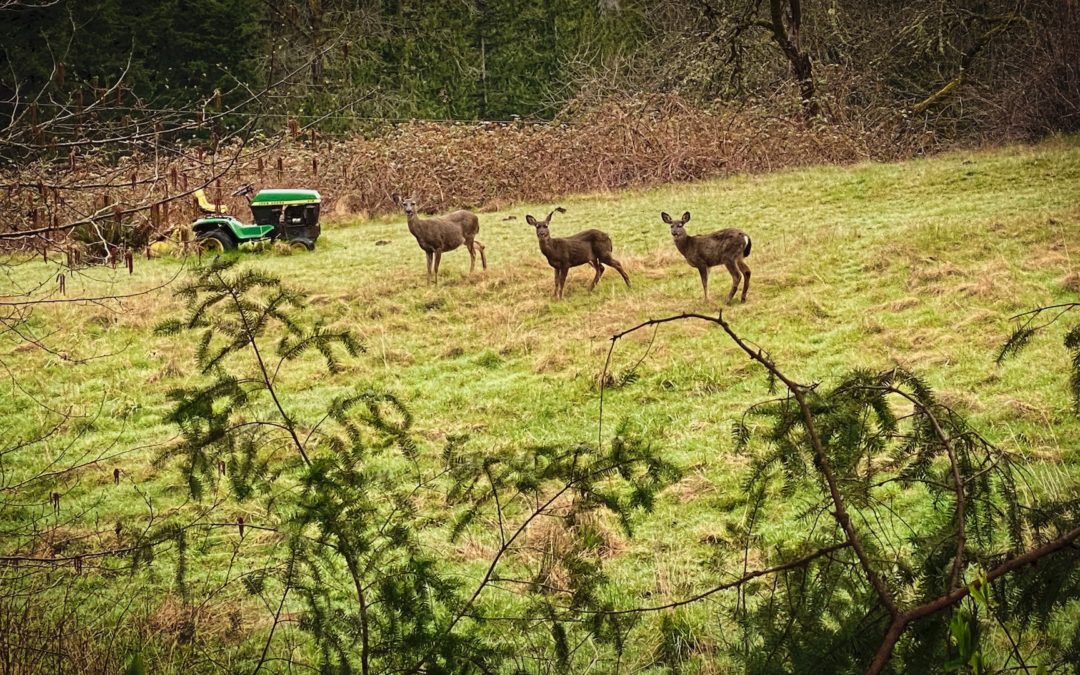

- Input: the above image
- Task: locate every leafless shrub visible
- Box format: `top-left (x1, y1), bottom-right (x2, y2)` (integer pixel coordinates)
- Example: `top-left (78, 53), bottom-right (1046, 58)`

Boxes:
top-left (1, 94), bottom-right (927, 248)
top-left (1002, 1), bottom-right (1080, 137)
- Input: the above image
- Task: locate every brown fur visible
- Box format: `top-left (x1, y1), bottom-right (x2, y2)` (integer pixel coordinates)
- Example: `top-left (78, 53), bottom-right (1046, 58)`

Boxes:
top-left (397, 195), bottom-right (486, 283)
top-left (662, 211), bottom-right (752, 303)
top-left (527, 207), bottom-right (630, 299)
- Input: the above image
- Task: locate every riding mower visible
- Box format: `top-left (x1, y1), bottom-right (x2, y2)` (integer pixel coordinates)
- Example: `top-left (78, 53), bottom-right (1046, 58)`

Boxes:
top-left (191, 184), bottom-right (322, 252)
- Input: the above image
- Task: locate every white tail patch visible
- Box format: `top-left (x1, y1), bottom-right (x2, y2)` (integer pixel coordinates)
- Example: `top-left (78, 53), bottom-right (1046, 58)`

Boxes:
top-left (743, 234), bottom-right (749, 248)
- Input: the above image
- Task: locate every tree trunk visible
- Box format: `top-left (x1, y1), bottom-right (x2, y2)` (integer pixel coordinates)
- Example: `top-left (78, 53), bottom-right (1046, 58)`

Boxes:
top-left (767, 0), bottom-right (819, 119)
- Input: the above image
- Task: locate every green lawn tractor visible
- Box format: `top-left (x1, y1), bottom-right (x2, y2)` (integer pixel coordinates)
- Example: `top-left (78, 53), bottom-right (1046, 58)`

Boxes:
top-left (192, 184), bottom-right (322, 253)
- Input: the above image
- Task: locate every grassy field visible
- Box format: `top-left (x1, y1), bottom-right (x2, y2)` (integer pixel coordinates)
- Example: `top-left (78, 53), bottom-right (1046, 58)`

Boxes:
top-left (3, 136), bottom-right (1080, 671)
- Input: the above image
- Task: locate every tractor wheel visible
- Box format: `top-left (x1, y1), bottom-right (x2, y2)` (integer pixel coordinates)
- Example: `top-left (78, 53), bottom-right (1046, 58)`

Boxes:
top-left (289, 239), bottom-right (315, 252)
top-left (198, 229), bottom-right (235, 253)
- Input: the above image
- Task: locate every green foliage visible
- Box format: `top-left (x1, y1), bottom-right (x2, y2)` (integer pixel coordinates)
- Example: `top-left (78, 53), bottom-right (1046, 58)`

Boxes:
top-left (999, 304), bottom-right (1080, 412)
top-left (157, 257), bottom-right (678, 671)
top-left (730, 366), bottom-right (1078, 674)
top-left (2, 0), bottom-right (1068, 141)
top-left (1066, 323), bottom-right (1080, 413)
top-left (1, 0), bottom-right (640, 125)
top-left (945, 596), bottom-right (989, 674)
top-left (996, 326), bottom-right (1037, 364)
top-left (656, 612), bottom-right (702, 673)
top-left (266, 0), bottom-right (643, 121)
top-left (123, 652), bottom-right (146, 675)
top-left (1, 0), bottom-right (264, 110)
top-left (160, 257), bottom-right (481, 671)
top-left (441, 426), bottom-right (680, 667)
top-left (4, 142), bottom-right (1078, 673)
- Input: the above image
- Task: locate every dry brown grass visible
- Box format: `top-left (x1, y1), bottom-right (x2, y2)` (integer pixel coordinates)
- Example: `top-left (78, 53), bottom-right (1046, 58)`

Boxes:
top-left (146, 594), bottom-right (249, 647)
top-left (665, 468), bottom-right (720, 504)
top-left (513, 500), bottom-right (628, 595)
top-left (886, 296), bottom-right (921, 311)
top-left (907, 261), bottom-right (964, 290)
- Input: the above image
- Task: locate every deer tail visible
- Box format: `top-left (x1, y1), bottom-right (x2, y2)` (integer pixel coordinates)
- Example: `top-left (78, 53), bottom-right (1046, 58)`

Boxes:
top-left (743, 234), bottom-right (752, 257)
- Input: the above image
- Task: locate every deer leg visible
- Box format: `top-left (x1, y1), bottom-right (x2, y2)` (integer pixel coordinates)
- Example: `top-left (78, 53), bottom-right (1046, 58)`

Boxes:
top-left (589, 261), bottom-right (605, 290)
top-left (553, 268), bottom-right (561, 298)
top-left (603, 255), bottom-right (631, 288)
top-left (698, 267), bottom-right (710, 301)
top-left (475, 239), bottom-right (487, 270)
top-left (724, 261), bottom-right (742, 305)
top-left (425, 250), bottom-right (433, 283)
top-left (466, 238), bottom-right (476, 273)
top-left (738, 259), bottom-right (751, 302)
top-left (433, 251), bottom-right (442, 285)
top-left (558, 268), bottom-right (569, 299)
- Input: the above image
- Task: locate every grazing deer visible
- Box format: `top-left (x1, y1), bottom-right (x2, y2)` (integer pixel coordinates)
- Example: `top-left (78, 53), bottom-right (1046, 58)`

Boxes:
top-left (395, 195), bottom-right (486, 283)
top-left (526, 207), bottom-right (631, 299)
top-left (661, 211), bottom-right (752, 303)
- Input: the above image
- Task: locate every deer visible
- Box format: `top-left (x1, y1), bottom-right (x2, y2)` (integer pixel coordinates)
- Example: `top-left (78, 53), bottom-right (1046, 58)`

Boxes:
top-left (661, 211), bottom-right (752, 304)
top-left (395, 195), bottom-right (486, 283)
top-left (526, 207), bottom-right (631, 299)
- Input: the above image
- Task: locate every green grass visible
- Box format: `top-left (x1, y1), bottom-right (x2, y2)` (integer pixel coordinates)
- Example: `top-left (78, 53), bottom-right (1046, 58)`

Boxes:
top-left (2, 136), bottom-right (1080, 671)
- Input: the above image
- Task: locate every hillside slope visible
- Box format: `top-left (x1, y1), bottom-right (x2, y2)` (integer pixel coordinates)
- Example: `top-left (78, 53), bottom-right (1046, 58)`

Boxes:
top-left (2, 137), bottom-right (1079, 672)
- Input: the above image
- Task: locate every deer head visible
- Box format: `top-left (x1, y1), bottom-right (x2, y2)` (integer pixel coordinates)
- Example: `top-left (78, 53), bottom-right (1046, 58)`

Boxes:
top-left (525, 207), bottom-right (566, 240)
top-left (661, 211), bottom-right (691, 240)
top-left (393, 193), bottom-right (418, 217)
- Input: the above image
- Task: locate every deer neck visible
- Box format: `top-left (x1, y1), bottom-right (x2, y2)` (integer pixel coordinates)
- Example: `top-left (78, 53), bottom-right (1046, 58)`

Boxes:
top-left (673, 233), bottom-right (694, 255)
top-left (538, 234), bottom-right (556, 259)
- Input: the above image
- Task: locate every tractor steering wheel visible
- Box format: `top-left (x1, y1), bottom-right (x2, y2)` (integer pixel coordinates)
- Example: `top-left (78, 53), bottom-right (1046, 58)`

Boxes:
top-left (231, 183), bottom-right (255, 199)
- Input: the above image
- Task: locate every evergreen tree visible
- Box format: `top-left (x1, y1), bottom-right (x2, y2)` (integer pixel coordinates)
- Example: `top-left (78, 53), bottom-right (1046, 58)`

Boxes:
top-left (156, 258), bottom-right (678, 671)
top-left (0, 0), bottom-right (264, 110)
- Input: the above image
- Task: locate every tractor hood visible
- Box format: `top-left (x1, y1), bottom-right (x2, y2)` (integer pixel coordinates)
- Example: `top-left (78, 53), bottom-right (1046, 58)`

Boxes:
top-left (250, 189), bottom-right (321, 206)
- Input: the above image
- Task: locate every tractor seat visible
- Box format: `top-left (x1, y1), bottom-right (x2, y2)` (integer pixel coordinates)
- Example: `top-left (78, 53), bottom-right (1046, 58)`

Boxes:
top-left (193, 188), bottom-right (228, 214)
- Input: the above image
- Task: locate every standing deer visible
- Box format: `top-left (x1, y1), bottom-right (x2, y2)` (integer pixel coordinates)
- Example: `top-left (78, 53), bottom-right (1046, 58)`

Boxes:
top-left (396, 195), bottom-right (486, 283)
top-left (661, 211), bottom-right (752, 303)
top-left (526, 207), bottom-right (631, 299)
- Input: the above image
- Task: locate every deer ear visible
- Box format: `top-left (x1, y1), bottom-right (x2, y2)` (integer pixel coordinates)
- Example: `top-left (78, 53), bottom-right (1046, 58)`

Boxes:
top-left (391, 192), bottom-right (401, 204)
top-left (661, 212), bottom-right (673, 224)
top-left (682, 211), bottom-right (691, 223)
top-left (525, 214), bottom-right (537, 226)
